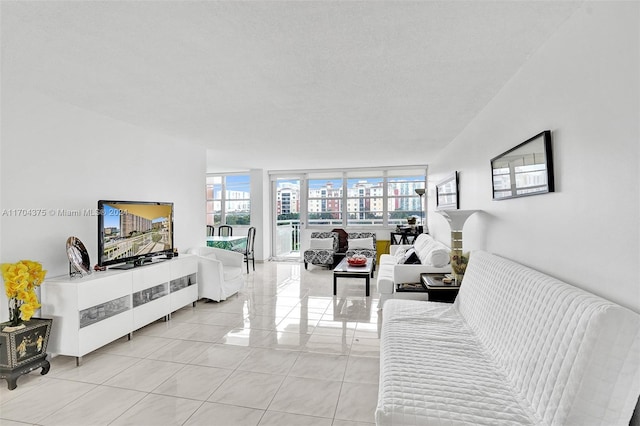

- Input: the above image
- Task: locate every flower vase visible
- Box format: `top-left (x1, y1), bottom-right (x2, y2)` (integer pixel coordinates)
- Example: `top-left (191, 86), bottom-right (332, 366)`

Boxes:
top-left (7, 299), bottom-right (25, 330)
top-left (450, 251), bottom-right (469, 285)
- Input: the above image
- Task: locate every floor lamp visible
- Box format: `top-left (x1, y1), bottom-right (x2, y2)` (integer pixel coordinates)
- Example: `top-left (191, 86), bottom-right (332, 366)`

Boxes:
top-left (437, 209), bottom-right (479, 282)
top-left (415, 188), bottom-right (425, 233)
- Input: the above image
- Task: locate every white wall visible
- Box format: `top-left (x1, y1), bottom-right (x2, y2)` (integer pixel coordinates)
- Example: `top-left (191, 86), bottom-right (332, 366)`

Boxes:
top-left (0, 88), bottom-right (206, 321)
top-left (250, 168), bottom-right (269, 263)
top-left (427, 2), bottom-right (639, 313)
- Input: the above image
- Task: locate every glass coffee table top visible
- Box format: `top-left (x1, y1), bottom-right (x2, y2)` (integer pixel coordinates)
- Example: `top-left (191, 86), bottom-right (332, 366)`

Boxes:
top-left (333, 257), bottom-right (374, 273)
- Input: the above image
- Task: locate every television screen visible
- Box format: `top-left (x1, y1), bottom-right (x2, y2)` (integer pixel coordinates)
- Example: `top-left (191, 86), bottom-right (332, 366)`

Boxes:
top-left (98, 200), bottom-right (174, 268)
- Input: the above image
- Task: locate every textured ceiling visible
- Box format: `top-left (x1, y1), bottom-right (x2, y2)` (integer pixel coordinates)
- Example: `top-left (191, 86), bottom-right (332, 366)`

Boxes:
top-left (1, 1), bottom-right (582, 171)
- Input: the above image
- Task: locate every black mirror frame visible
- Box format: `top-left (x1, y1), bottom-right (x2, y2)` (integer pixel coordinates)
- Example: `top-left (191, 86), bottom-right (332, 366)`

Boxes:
top-left (490, 130), bottom-right (555, 201)
top-left (436, 171), bottom-right (459, 211)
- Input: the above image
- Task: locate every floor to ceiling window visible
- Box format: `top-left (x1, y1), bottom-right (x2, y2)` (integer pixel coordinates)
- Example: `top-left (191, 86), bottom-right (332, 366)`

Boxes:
top-left (303, 167), bottom-right (427, 229)
top-left (308, 175), bottom-right (344, 227)
top-left (206, 174), bottom-right (251, 227)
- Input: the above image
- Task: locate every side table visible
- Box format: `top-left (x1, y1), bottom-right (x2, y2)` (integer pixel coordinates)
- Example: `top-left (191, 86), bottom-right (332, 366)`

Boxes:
top-left (0, 318), bottom-right (52, 390)
top-left (394, 281), bottom-right (429, 302)
top-left (421, 273), bottom-right (460, 303)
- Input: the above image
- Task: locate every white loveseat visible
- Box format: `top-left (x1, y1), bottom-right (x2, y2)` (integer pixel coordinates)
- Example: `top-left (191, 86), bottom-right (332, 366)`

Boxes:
top-left (376, 250), bottom-right (640, 426)
top-left (377, 233), bottom-right (451, 308)
top-left (186, 246), bottom-right (245, 302)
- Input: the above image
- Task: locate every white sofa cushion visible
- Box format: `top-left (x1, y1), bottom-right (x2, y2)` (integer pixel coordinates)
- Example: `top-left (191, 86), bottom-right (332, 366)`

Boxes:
top-left (380, 253), bottom-right (400, 266)
top-left (309, 238), bottom-right (334, 249)
top-left (426, 248), bottom-right (449, 267)
top-left (393, 248), bottom-right (406, 262)
top-left (413, 234), bottom-right (450, 266)
top-left (348, 237), bottom-right (374, 250)
top-left (377, 300), bottom-right (535, 426)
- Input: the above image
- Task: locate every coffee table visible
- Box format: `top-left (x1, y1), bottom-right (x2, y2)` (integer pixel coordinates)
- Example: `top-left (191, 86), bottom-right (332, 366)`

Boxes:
top-left (333, 257), bottom-right (375, 296)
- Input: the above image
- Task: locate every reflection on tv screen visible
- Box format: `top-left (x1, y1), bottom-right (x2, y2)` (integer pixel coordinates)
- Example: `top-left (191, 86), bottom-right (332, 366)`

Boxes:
top-left (101, 202), bottom-right (172, 262)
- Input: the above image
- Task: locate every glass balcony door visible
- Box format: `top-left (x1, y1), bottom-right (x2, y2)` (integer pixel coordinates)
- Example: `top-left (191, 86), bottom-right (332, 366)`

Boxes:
top-left (271, 176), bottom-right (303, 261)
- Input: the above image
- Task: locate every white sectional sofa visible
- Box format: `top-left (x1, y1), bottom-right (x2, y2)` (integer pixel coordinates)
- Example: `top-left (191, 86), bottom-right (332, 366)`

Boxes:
top-left (376, 250), bottom-right (640, 426)
top-left (377, 233), bottom-right (451, 308)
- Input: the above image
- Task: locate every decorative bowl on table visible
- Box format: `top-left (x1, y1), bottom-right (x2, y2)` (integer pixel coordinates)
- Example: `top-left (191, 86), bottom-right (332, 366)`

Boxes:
top-left (347, 255), bottom-right (367, 266)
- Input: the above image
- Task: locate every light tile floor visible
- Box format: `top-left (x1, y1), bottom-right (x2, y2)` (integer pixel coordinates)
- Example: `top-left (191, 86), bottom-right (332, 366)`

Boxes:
top-left (0, 262), bottom-right (381, 426)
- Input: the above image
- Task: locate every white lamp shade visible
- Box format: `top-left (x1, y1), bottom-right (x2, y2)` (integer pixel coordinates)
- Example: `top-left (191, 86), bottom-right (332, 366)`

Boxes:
top-left (437, 210), bottom-right (479, 231)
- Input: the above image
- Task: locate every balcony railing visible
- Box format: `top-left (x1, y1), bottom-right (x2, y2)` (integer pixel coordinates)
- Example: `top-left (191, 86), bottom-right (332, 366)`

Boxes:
top-left (275, 220), bottom-right (300, 258)
top-left (274, 217), bottom-right (427, 259)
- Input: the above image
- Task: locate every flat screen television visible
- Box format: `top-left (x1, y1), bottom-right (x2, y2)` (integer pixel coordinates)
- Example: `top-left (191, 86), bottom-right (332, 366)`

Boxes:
top-left (98, 200), bottom-right (174, 269)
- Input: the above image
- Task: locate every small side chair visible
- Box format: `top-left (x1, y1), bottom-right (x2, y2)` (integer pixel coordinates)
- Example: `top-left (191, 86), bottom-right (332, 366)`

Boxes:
top-left (233, 227), bottom-right (256, 273)
top-left (346, 232), bottom-right (377, 271)
top-left (304, 232), bottom-right (339, 270)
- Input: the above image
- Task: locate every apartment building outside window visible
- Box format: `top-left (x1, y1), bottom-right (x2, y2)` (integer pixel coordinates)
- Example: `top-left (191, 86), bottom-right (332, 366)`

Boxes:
top-left (387, 174), bottom-right (426, 226)
top-left (304, 168), bottom-right (426, 228)
top-left (308, 178), bottom-right (343, 226)
top-left (346, 177), bottom-right (384, 226)
top-left (206, 174), bottom-right (251, 226)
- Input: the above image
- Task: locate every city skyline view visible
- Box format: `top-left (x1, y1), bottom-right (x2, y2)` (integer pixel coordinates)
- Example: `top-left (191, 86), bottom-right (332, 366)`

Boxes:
top-left (101, 204), bottom-right (172, 262)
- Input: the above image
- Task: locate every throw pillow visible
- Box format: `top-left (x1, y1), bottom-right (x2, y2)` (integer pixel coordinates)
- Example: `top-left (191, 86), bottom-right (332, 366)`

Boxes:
top-left (309, 238), bottom-right (334, 250)
top-left (394, 248), bottom-right (407, 262)
top-left (348, 237), bottom-right (374, 250)
top-left (428, 249), bottom-right (450, 267)
top-left (400, 248), bottom-right (418, 264)
top-left (405, 251), bottom-right (421, 264)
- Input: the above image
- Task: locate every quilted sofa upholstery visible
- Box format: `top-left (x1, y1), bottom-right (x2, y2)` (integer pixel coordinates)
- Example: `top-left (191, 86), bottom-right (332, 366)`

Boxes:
top-left (376, 250), bottom-right (640, 426)
top-left (377, 233), bottom-right (451, 308)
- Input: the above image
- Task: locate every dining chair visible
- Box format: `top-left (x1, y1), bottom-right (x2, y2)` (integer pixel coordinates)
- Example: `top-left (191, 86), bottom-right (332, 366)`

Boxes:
top-left (218, 225), bottom-right (233, 237)
top-left (233, 227), bottom-right (256, 273)
top-left (206, 225), bottom-right (215, 237)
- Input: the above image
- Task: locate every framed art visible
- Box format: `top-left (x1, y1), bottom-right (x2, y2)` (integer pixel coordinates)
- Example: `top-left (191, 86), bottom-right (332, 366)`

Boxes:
top-left (491, 130), bottom-right (554, 200)
top-left (436, 171), bottom-right (459, 210)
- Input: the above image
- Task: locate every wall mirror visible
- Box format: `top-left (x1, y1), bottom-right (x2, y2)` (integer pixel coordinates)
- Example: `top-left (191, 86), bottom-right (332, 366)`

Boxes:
top-left (491, 130), bottom-right (554, 200)
top-left (436, 171), bottom-right (459, 210)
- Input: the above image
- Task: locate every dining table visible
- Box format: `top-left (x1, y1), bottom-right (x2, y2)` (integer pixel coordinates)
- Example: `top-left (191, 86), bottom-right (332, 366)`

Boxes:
top-left (206, 235), bottom-right (247, 251)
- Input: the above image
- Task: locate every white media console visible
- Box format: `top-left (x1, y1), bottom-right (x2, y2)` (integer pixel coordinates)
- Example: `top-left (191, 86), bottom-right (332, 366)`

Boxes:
top-left (41, 255), bottom-right (198, 364)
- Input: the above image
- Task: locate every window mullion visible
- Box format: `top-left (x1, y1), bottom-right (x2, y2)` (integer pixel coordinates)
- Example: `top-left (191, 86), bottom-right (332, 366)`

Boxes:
top-left (383, 172), bottom-right (388, 228)
top-left (342, 172), bottom-right (347, 228)
top-left (221, 177), bottom-right (226, 224)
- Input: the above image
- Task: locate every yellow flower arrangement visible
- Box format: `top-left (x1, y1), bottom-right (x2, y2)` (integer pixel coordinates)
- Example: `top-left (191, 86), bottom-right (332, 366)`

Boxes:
top-left (1, 260), bottom-right (46, 327)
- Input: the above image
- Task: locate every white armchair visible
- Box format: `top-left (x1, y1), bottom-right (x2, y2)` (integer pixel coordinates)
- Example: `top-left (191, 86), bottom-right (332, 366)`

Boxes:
top-left (187, 247), bottom-right (245, 302)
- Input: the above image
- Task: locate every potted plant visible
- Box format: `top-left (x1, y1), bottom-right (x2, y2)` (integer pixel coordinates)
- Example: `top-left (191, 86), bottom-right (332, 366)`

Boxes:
top-left (0, 260), bottom-right (52, 390)
top-left (450, 251), bottom-right (470, 284)
top-left (2, 260), bottom-right (46, 330)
